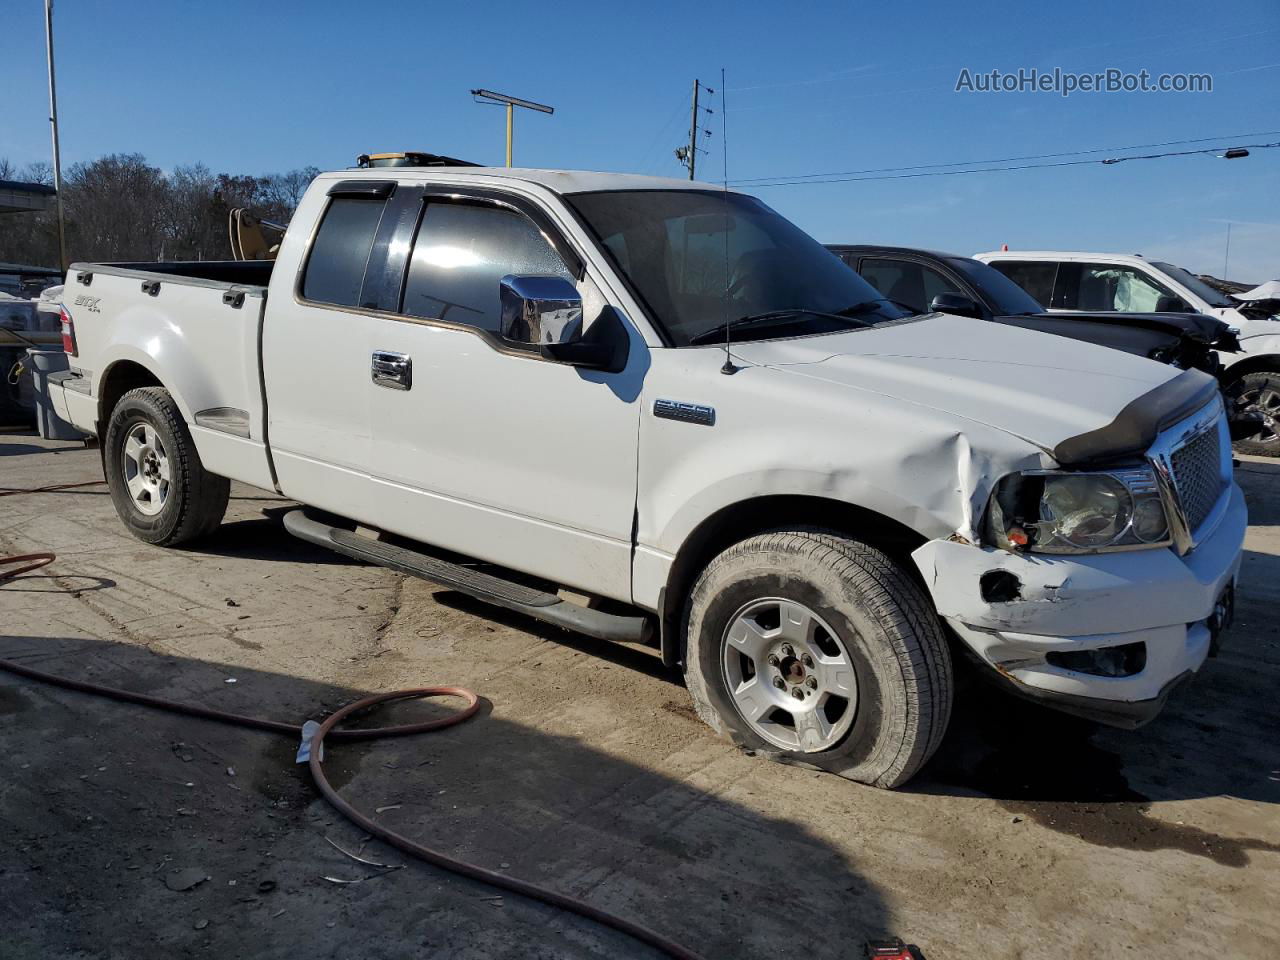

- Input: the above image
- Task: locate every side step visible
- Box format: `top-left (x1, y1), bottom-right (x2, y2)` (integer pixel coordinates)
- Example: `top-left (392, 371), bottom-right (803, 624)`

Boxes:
top-left (282, 509), bottom-right (651, 644)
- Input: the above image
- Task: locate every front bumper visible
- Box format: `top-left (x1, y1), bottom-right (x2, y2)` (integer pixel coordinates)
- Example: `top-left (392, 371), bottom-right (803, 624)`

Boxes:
top-left (912, 483), bottom-right (1246, 726)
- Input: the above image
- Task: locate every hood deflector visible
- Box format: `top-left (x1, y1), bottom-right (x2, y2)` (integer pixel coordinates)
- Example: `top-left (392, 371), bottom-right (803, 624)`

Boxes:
top-left (1053, 369), bottom-right (1219, 466)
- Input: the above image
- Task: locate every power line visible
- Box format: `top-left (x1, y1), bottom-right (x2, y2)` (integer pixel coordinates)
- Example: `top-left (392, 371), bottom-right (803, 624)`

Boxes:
top-left (736, 142), bottom-right (1279, 187)
top-left (729, 131), bottom-right (1280, 186)
top-left (641, 96), bottom-right (694, 174)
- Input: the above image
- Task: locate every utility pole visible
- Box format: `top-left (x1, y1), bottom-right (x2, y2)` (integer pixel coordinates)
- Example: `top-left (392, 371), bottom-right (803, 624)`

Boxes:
top-left (44, 0), bottom-right (68, 271)
top-left (686, 79), bottom-right (701, 180)
top-left (1223, 222), bottom-right (1232, 282)
top-left (674, 80), bottom-right (714, 180)
top-left (469, 89), bottom-right (554, 167)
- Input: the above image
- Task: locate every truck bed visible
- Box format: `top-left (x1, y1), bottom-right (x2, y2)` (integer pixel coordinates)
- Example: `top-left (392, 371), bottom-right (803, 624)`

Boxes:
top-left (60, 259), bottom-right (277, 492)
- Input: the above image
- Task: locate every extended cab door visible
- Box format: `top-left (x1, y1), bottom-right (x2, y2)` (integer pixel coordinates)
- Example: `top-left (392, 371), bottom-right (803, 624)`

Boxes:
top-left (263, 179), bottom-right (402, 512)
top-left (356, 186), bottom-right (644, 602)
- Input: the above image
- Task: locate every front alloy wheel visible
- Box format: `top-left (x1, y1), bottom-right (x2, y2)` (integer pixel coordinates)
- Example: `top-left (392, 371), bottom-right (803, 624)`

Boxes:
top-left (722, 598), bottom-right (857, 752)
top-left (682, 530), bottom-right (953, 789)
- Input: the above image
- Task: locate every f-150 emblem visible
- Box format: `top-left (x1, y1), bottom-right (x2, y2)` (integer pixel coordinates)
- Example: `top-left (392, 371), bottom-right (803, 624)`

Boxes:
top-left (73, 294), bottom-right (101, 313)
top-left (654, 398), bottom-right (715, 426)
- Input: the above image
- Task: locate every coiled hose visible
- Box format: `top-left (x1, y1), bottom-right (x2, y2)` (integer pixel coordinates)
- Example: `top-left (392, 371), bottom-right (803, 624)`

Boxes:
top-left (0, 538), bottom-right (703, 959)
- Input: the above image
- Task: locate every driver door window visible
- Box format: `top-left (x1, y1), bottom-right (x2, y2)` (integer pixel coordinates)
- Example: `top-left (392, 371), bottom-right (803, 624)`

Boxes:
top-left (401, 201), bottom-right (574, 333)
top-left (1060, 263), bottom-right (1175, 312)
top-left (859, 258), bottom-right (962, 314)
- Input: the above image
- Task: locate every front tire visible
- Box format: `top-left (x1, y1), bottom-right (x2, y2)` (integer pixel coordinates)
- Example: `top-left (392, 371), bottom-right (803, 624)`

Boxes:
top-left (1226, 370), bottom-right (1280, 457)
top-left (104, 387), bottom-right (229, 546)
top-left (682, 531), bottom-right (952, 789)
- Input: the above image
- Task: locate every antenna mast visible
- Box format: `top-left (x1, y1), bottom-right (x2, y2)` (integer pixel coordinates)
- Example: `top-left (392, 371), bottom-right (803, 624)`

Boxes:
top-left (719, 68), bottom-right (738, 376)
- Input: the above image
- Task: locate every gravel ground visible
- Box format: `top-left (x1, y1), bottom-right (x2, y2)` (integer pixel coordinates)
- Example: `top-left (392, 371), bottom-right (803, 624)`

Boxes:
top-left (1, 429), bottom-right (1277, 959)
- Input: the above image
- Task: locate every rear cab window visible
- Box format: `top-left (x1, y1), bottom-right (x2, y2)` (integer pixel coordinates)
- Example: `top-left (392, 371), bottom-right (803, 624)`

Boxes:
top-left (301, 195), bottom-right (390, 307)
top-left (988, 260), bottom-right (1057, 307)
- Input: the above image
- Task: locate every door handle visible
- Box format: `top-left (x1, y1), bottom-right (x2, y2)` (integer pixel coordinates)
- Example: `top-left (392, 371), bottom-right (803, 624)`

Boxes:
top-left (371, 350), bottom-right (412, 390)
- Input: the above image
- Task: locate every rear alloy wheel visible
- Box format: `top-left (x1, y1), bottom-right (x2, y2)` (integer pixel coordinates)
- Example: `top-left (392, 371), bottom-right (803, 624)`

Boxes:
top-left (1228, 371), bottom-right (1280, 457)
top-left (121, 421), bottom-right (172, 516)
top-left (104, 387), bottom-right (230, 545)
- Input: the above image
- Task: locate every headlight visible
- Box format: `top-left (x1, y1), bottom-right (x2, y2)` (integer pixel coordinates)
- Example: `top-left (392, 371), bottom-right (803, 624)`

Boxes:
top-left (984, 466), bottom-right (1170, 553)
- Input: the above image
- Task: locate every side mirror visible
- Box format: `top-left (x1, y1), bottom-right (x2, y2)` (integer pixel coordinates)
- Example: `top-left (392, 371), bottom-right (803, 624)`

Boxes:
top-left (1155, 294), bottom-right (1190, 313)
top-left (498, 275), bottom-right (628, 372)
top-left (930, 292), bottom-right (983, 319)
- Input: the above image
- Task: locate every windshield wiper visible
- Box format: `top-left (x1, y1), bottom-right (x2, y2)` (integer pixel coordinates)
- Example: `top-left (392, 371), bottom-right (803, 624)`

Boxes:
top-left (688, 307), bottom-right (876, 346)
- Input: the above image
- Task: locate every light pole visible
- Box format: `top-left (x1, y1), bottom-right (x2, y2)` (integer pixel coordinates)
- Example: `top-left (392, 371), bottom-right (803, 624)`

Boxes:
top-left (469, 89), bottom-right (554, 167)
top-left (44, 0), bottom-right (68, 271)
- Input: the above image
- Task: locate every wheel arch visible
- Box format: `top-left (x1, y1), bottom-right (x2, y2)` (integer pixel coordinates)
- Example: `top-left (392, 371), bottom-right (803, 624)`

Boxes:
top-left (657, 495), bottom-right (929, 668)
top-left (96, 358), bottom-right (170, 432)
top-left (1219, 352), bottom-right (1280, 383)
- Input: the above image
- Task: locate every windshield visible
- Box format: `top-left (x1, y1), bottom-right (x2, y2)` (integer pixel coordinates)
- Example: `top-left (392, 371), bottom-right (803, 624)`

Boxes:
top-left (944, 256), bottom-right (1046, 315)
top-left (568, 190), bottom-right (908, 346)
top-left (1151, 261), bottom-right (1236, 308)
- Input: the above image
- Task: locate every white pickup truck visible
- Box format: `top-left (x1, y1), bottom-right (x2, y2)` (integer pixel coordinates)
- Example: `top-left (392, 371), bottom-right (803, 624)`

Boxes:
top-left (49, 167), bottom-right (1245, 788)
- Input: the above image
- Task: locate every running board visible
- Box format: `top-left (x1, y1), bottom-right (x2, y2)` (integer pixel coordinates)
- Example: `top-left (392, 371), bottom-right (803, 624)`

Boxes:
top-left (282, 509), bottom-right (651, 644)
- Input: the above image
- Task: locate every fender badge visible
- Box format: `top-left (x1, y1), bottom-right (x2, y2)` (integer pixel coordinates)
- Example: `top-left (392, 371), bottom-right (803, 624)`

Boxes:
top-left (653, 399), bottom-right (715, 426)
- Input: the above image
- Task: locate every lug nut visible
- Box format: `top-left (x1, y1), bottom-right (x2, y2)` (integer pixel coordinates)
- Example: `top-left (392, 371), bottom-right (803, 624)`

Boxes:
top-left (767, 654), bottom-right (780, 666)
top-left (791, 688), bottom-right (805, 700)
top-left (801, 654), bottom-right (814, 668)
top-left (805, 677), bottom-right (817, 689)
top-left (781, 644), bottom-right (794, 657)
top-left (772, 678), bottom-right (785, 690)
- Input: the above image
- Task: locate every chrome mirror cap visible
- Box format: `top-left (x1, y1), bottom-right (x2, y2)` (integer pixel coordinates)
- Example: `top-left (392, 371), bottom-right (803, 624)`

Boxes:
top-left (499, 275), bottom-right (583, 345)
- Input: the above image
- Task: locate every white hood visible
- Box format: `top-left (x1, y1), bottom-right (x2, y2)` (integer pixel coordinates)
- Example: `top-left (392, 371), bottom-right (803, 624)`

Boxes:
top-left (1236, 280), bottom-right (1280, 302)
top-left (730, 314), bottom-right (1180, 455)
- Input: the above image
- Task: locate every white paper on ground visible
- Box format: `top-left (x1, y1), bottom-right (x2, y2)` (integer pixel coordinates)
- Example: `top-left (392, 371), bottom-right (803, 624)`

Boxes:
top-left (295, 720), bottom-right (324, 763)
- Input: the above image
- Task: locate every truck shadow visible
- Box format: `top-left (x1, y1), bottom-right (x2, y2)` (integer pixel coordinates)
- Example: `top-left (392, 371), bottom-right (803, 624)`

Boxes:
top-left (0, 442), bottom-right (53, 457)
top-left (911, 549), bottom-right (1280, 867)
top-left (187, 514), bottom-right (363, 566)
top-left (434, 590), bottom-right (680, 684)
top-left (0, 634), bottom-right (892, 960)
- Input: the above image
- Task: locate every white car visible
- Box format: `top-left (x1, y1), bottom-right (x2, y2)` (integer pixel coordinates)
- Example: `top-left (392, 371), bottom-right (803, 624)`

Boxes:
top-left (48, 168), bottom-right (1244, 788)
top-left (976, 250), bottom-right (1280, 455)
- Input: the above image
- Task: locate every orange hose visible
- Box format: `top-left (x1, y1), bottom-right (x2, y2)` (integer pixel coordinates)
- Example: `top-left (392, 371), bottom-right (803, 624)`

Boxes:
top-left (0, 553), bottom-right (55, 580)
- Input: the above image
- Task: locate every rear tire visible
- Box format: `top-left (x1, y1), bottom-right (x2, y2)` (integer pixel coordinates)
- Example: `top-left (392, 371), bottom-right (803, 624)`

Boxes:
top-left (104, 387), bottom-right (229, 546)
top-left (682, 530), bottom-right (952, 789)
top-left (1227, 370), bottom-right (1280, 458)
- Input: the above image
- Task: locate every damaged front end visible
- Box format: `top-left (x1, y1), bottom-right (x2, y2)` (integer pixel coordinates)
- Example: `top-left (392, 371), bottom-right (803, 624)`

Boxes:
top-left (913, 378), bottom-right (1245, 728)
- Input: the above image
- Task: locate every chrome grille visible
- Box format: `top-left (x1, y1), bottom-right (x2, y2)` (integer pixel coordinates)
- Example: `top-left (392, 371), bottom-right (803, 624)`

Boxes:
top-left (1169, 422), bottom-right (1224, 533)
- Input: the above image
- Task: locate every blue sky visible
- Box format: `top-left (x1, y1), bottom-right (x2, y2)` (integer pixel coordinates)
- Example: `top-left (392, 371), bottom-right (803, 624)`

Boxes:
top-left (3, 0), bottom-right (1277, 280)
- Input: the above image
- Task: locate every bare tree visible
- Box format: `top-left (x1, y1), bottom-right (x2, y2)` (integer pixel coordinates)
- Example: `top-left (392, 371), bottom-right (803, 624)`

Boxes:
top-left (0, 153), bottom-right (316, 267)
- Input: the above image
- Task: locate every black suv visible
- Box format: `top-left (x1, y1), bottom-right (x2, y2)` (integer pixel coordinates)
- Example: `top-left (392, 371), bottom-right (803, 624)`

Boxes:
top-left (828, 245), bottom-right (1239, 371)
